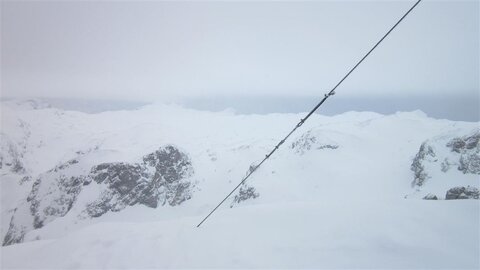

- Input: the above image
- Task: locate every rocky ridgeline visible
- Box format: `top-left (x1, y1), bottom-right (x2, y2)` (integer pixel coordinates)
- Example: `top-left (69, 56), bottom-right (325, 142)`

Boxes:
top-left (411, 129), bottom-right (479, 200)
top-left (230, 163), bottom-right (260, 207)
top-left (231, 184), bottom-right (259, 207)
top-left (411, 142), bottom-right (437, 187)
top-left (3, 145), bottom-right (194, 246)
top-left (0, 136), bottom-right (25, 174)
top-left (445, 186), bottom-right (479, 200)
top-left (85, 147), bottom-right (193, 217)
top-left (423, 186), bottom-right (479, 200)
top-left (0, 120), bottom-right (31, 175)
top-left (445, 133), bottom-right (480, 174)
top-left (291, 130), bottom-right (339, 155)
top-left (231, 129), bottom-right (341, 206)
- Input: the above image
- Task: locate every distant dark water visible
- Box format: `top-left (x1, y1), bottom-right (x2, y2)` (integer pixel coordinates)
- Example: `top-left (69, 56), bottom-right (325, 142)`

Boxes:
top-left (2, 96), bottom-right (478, 122)
top-left (181, 96), bottom-right (480, 122)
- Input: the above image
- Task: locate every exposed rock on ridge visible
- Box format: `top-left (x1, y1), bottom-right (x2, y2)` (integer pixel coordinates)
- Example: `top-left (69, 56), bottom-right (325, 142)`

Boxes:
top-left (445, 186), bottom-right (479, 200)
top-left (446, 132), bottom-right (480, 174)
top-left (410, 129), bottom-right (479, 200)
top-left (3, 145), bottom-right (194, 246)
top-left (291, 130), bottom-right (339, 155)
top-left (411, 142), bottom-right (437, 187)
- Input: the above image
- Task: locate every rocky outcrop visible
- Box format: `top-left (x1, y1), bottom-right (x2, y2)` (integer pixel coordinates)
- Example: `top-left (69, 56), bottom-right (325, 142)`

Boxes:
top-left (423, 193), bottom-right (438, 200)
top-left (143, 145), bottom-right (193, 185)
top-left (446, 132), bottom-right (480, 174)
top-left (3, 145), bottom-right (194, 246)
top-left (28, 173), bottom-right (85, 229)
top-left (411, 142), bottom-right (436, 187)
top-left (0, 119), bottom-right (31, 175)
top-left (411, 129), bottom-right (479, 188)
top-left (230, 184), bottom-right (259, 207)
top-left (2, 208), bottom-right (29, 246)
top-left (410, 130), bottom-right (479, 200)
top-left (445, 186), bottom-right (479, 200)
top-left (291, 130), bottom-right (338, 155)
top-left (0, 134), bottom-right (26, 174)
top-left (230, 163), bottom-right (260, 207)
top-left (3, 157), bottom-right (89, 245)
top-left (447, 133), bottom-right (480, 153)
top-left (85, 147), bottom-right (193, 217)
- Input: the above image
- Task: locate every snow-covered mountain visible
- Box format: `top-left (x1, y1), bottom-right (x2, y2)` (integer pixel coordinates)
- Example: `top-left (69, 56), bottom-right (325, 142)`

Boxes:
top-left (1, 99), bottom-right (478, 269)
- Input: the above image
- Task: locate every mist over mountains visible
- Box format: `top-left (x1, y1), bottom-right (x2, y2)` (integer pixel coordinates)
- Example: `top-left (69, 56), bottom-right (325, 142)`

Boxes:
top-left (1, 99), bottom-right (478, 268)
top-left (2, 95), bottom-right (478, 121)
top-left (1, 0), bottom-right (478, 267)
top-left (182, 95), bottom-right (480, 122)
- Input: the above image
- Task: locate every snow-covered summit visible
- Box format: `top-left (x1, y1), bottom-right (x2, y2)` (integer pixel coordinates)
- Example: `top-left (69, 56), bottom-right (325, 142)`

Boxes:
top-left (1, 100), bottom-right (478, 268)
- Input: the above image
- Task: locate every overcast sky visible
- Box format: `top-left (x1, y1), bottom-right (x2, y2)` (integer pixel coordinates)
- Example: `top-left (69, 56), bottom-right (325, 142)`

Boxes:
top-left (1, 0), bottom-right (478, 103)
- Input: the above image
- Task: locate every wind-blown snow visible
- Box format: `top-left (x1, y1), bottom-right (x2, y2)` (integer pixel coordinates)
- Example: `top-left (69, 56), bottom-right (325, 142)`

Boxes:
top-left (1, 100), bottom-right (479, 269)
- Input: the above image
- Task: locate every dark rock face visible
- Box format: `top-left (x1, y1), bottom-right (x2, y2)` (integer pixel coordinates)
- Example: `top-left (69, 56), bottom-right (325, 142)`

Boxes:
top-left (423, 193), bottom-right (438, 200)
top-left (84, 146), bottom-right (194, 217)
top-left (143, 145), bottom-right (193, 184)
top-left (91, 163), bottom-right (147, 194)
top-left (2, 209), bottom-right (28, 246)
top-left (19, 175), bottom-right (32, 185)
top-left (84, 163), bottom-right (151, 217)
top-left (3, 158), bottom-right (88, 245)
top-left (0, 121), bottom-right (31, 174)
top-left (3, 145), bottom-right (194, 246)
top-left (447, 138), bottom-right (466, 153)
top-left (231, 184), bottom-right (259, 207)
top-left (411, 142), bottom-right (436, 187)
top-left (0, 138), bottom-right (26, 174)
top-left (410, 131), bottom-right (479, 201)
top-left (447, 133), bottom-right (480, 153)
top-left (291, 130), bottom-right (339, 155)
top-left (165, 181), bottom-right (191, 206)
top-left (458, 153), bottom-right (480, 174)
top-left (246, 163), bottom-right (257, 175)
top-left (446, 132), bottom-right (480, 174)
top-left (230, 163), bottom-right (260, 207)
top-left (445, 186), bottom-right (479, 200)
top-left (28, 161), bottom-right (86, 230)
top-left (411, 130), bottom-right (479, 190)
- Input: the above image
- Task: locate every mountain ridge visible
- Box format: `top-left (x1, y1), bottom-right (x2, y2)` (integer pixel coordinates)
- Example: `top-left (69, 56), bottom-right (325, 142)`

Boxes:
top-left (1, 100), bottom-right (478, 268)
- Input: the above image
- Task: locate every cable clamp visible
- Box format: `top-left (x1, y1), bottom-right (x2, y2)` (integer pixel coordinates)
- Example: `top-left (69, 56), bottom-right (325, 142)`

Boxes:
top-left (297, 119), bottom-right (305, 128)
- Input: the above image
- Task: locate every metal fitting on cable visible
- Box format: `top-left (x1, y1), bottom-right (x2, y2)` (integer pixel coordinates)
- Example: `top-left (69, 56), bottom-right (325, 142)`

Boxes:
top-left (196, 0), bottom-right (423, 228)
top-left (297, 119), bottom-right (305, 128)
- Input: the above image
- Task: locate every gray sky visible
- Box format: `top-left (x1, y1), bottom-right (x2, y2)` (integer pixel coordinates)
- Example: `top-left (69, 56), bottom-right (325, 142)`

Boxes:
top-left (1, 0), bottom-right (479, 102)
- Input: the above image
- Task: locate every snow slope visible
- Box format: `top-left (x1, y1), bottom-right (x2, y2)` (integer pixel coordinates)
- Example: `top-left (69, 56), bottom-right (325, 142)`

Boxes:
top-left (2, 200), bottom-right (478, 269)
top-left (1, 100), bottom-right (479, 269)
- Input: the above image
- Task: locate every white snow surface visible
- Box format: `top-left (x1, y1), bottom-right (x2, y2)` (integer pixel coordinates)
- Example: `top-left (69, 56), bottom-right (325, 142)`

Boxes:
top-left (1, 100), bottom-right (479, 269)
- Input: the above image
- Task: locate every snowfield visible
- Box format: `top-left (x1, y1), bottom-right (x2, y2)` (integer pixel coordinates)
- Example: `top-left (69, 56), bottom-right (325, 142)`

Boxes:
top-left (2, 200), bottom-right (478, 269)
top-left (1, 100), bottom-right (479, 269)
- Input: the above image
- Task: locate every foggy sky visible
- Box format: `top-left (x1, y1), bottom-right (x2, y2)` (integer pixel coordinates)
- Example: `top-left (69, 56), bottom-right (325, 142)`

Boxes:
top-left (1, 0), bottom-right (479, 102)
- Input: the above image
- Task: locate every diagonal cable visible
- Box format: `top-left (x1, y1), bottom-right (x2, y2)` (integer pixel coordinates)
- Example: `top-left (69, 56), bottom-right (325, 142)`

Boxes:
top-left (197, 0), bottom-right (422, 228)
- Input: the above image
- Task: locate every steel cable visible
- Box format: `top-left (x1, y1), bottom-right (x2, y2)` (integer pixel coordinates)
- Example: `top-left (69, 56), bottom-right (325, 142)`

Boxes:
top-left (197, 0), bottom-right (422, 228)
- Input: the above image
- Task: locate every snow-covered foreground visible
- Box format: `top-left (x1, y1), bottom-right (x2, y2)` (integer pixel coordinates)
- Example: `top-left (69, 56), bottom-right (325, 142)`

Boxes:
top-left (2, 199), bottom-right (479, 269)
top-left (1, 100), bottom-right (479, 269)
